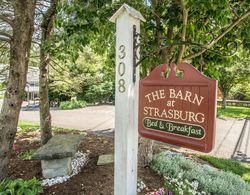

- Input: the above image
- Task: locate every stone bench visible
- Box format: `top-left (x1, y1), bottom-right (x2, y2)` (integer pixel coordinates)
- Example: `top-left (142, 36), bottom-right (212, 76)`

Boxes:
top-left (32, 134), bottom-right (85, 178)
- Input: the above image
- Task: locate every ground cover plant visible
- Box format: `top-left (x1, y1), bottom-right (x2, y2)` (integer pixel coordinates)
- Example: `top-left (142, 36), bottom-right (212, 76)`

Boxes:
top-left (199, 155), bottom-right (250, 182)
top-left (0, 178), bottom-right (43, 195)
top-left (163, 176), bottom-right (206, 195)
top-left (18, 150), bottom-right (35, 161)
top-left (217, 106), bottom-right (250, 118)
top-left (151, 151), bottom-right (250, 194)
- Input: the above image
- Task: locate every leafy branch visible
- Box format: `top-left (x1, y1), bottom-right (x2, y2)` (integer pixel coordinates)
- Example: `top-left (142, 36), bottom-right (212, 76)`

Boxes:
top-left (183, 10), bottom-right (250, 60)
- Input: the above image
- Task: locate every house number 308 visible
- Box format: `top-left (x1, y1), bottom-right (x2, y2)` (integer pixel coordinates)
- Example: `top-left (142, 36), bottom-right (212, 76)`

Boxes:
top-left (118, 45), bottom-right (126, 93)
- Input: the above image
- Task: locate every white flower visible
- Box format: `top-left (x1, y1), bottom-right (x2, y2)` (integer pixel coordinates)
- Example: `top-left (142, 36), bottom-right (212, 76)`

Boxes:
top-left (172, 179), bottom-right (178, 183)
top-left (191, 180), bottom-right (199, 190)
top-left (164, 176), bottom-right (170, 180)
top-left (137, 180), bottom-right (147, 192)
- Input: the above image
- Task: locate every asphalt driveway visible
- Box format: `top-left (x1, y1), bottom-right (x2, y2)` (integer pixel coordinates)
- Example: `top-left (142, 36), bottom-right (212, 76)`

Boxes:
top-left (20, 105), bottom-right (115, 131)
top-left (19, 105), bottom-right (248, 159)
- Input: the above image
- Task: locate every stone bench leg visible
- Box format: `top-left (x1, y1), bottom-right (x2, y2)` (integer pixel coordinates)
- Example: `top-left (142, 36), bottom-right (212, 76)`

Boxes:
top-left (41, 157), bottom-right (72, 178)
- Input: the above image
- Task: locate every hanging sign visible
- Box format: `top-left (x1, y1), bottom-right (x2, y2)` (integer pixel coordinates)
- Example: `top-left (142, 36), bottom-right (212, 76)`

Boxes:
top-left (138, 63), bottom-right (217, 152)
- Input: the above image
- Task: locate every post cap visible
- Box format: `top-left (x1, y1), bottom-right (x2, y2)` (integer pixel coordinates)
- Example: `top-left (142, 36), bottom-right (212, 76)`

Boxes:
top-left (109, 3), bottom-right (146, 23)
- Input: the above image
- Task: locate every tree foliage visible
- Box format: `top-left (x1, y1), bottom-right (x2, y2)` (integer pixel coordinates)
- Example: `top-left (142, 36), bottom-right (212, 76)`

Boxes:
top-left (49, 46), bottom-right (114, 103)
top-left (50, 0), bottom-right (249, 78)
top-left (205, 51), bottom-right (250, 108)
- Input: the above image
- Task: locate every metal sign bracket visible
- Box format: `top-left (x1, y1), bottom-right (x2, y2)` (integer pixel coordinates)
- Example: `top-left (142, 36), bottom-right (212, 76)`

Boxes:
top-left (133, 25), bottom-right (141, 83)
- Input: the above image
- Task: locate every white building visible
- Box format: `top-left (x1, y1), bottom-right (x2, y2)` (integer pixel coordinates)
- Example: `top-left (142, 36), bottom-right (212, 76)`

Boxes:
top-left (25, 67), bottom-right (39, 102)
top-left (0, 64), bottom-right (39, 103)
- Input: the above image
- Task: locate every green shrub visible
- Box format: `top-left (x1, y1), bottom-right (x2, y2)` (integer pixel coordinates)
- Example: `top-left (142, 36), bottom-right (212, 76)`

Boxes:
top-left (84, 81), bottom-right (114, 103)
top-left (151, 151), bottom-right (250, 195)
top-left (0, 177), bottom-right (43, 195)
top-left (59, 100), bottom-right (86, 110)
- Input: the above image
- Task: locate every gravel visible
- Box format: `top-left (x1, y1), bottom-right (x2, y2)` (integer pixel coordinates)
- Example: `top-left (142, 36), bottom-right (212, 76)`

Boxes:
top-left (137, 179), bottom-right (147, 192)
top-left (42, 152), bottom-right (149, 192)
top-left (41, 151), bottom-right (88, 186)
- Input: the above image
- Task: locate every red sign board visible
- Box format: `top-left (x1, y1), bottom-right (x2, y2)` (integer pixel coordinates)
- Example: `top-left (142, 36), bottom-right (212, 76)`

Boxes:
top-left (138, 63), bottom-right (217, 152)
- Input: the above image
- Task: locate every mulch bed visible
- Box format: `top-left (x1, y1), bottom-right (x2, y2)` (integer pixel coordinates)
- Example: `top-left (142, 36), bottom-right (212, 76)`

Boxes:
top-left (8, 130), bottom-right (164, 195)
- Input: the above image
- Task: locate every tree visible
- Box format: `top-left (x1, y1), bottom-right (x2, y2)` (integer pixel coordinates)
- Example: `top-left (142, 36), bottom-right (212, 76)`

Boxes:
top-left (49, 46), bottom-right (114, 104)
top-left (51, 0), bottom-right (249, 167)
top-left (54, 0), bottom-right (249, 76)
top-left (137, 0), bottom-right (250, 73)
top-left (39, 0), bottom-right (57, 145)
top-left (205, 55), bottom-right (250, 109)
top-left (233, 81), bottom-right (250, 101)
top-left (0, 0), bottom-right (36, 180)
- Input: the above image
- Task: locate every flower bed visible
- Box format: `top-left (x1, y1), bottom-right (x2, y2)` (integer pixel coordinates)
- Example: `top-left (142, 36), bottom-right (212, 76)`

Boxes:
top-left (151, 151), bottom-right (250, 195)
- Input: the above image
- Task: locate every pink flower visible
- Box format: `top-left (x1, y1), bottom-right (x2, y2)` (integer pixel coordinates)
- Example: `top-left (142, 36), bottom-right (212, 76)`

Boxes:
top-left (159, 188), bottom-right (165, 193)
top-left (146, 188), bottom-right (172, 195)
top-left (12, 143), bottom-right (17, 151)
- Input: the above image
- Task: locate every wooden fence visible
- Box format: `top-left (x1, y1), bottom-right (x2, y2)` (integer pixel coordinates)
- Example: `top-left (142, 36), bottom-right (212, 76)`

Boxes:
top-left (217, 100), bottom-right (250, 108)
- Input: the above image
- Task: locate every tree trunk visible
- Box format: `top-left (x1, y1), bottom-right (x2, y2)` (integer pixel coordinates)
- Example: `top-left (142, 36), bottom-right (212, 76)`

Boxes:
top-left (222, 95), bottom-right (227, 109)
top-left (39, 0), bottom-right (57, 145)
top-left (0, 0), bottom-right (36, 180)
top-left (138, 137), bottom-right (154, 167)
top-left (39, 48), bottom-right (52, 145)
top-left (137, 0), bottom-right (172, 167)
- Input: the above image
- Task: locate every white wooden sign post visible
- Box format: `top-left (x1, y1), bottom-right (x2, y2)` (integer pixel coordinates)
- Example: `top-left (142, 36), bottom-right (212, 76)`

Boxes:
top-left (110, 4), bottom-right (145, 195)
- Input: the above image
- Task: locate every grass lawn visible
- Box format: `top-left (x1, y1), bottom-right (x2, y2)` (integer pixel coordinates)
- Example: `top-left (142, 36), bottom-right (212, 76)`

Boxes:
top-left (217, 106), bottom-right (250, 118)
top-left (199, 155), bottom-right (250, 182)
top-left (18, 121), bottom-right (79, 133)
top-left (18, 121), bottom-right (39, 132)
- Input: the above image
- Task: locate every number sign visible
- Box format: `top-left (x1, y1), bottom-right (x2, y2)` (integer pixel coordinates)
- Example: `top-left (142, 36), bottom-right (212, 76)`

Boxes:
top-left (138, 63), bottom-right (217, 152)
top-left (118, 45), bottom-right (126, 93)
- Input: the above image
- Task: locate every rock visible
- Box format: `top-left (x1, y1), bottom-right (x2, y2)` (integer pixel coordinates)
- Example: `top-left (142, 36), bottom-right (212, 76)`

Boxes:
top-left (32, 134), bottom-right (85, 160)
top-left (42, 157), bottom-right (72, 178)
top-left (97, 154), bottom-right (114, 165)
top-left (41, 152), bottom-right (88, 185)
